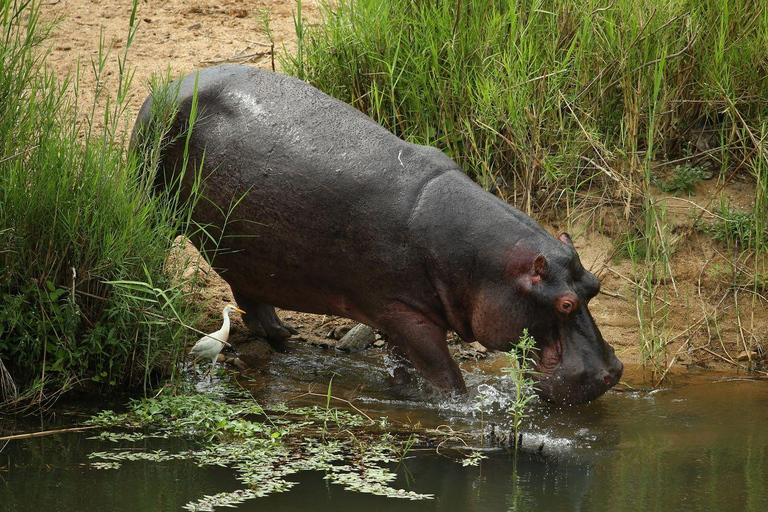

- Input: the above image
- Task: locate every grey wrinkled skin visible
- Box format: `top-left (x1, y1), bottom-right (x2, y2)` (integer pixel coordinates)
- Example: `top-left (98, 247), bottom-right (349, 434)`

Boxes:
top-left (132, 65), bottom-right (623, 405)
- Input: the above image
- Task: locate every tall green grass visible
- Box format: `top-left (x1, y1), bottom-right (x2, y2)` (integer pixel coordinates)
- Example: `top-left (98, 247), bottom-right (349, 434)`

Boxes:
top-left (0, 0), bottom-right (200, 406)
top-left (283, 0), bottom-right (767, 214)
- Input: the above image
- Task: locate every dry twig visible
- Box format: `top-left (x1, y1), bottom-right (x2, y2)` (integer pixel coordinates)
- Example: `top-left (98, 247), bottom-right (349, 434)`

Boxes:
top-left (0, 425), bottom-right (99, 442)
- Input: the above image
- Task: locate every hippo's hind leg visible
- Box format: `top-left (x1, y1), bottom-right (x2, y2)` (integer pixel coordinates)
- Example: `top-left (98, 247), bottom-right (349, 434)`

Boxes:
top-left (232, 291), bottom-right (298, 348)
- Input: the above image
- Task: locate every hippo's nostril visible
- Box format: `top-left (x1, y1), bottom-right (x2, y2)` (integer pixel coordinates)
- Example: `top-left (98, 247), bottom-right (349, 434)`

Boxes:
top-left (603, 374), bottom-right (612, 386)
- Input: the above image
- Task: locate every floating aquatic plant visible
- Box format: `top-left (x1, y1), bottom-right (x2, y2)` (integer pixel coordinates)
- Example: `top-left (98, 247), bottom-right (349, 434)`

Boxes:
top-left (87, 390), bottom-right (452, 509)
top-left (461, 451), bottom-right (487, 467)
top-left (89, 461), bottom-right (121, 470)
top-left (88, 449), bottom-right (191, 463)
top-left (87, 431), bottom-right (169, 443)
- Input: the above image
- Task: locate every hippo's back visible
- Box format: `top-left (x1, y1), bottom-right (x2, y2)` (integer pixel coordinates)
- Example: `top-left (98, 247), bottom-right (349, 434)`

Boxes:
top-left (146, 65), bottom-right (452, 199)
top-left (137, 66), bottom-right (460, 315)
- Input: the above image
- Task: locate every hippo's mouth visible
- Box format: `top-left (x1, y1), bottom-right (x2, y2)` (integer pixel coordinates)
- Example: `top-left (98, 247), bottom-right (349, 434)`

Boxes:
top-left (525, 326), bottom-right (575, 403)
top-left (523, 317), bottom-right (623, 405)
top-left (534, 337), bottom-right (563, 378)
top-left (532, 333), bottom-right (563, 378)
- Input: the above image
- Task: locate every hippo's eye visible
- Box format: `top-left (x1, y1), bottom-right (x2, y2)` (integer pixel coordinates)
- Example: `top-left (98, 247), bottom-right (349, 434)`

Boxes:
top-left (556, 296), bottom-right (579, 315)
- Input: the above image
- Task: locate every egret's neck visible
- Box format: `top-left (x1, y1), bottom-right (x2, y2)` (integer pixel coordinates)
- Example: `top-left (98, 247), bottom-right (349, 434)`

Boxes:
top-left (219, 309), bottom-right (231, 340)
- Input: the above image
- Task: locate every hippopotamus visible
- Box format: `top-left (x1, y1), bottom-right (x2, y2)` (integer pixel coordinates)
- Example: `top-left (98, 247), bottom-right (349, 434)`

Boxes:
top-left (131, 65), bottom-right (623, 405)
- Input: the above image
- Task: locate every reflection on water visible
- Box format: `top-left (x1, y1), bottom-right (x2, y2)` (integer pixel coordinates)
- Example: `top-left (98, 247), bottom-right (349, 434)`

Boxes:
top-left (1, 342), bottom-right (768, 511)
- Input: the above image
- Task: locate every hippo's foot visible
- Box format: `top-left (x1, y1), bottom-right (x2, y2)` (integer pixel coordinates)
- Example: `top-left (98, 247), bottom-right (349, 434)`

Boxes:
top-left (246, 319), bottom-right (298, 341)
top-left (387, 366), bottom-right (412, 387)
top-left (386, 344), bottom-right (413, 386)
top-left (233, 292), bottom-right (298, 349)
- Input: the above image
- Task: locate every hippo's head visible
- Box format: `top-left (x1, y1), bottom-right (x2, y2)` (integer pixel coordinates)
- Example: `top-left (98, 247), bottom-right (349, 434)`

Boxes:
top-left (470, 232), bottom-right (623, 405)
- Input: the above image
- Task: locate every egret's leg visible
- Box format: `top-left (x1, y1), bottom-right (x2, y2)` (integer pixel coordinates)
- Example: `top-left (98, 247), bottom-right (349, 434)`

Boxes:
top-left (209, 357), bottom-right (216, 381)
top-left (191, 356), bottom-right (200, 376)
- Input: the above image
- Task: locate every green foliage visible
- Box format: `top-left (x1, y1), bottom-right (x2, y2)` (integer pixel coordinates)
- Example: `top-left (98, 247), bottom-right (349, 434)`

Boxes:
top-left (651, 164), bottom-right (707, 195)
top-left (0, 0), bottom-right (201, 404)
top-left (703, 207), bottom-right (767, 250)
top-left (503, 329), bottom-right (539, 451)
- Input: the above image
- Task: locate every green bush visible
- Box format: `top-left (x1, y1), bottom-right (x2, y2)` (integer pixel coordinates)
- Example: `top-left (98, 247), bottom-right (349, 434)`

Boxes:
top-left (703, 207), bottom-right (767, 250)
top-left (651, 164), bottom-right (707, 195)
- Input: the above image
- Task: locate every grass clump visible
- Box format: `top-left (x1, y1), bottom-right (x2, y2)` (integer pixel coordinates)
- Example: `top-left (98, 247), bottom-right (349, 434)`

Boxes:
top-left (651, 164), bottom-right (708, 195)
top-left (0, 0), bottom-right (199, 406)
top-left (282, 0), bottom-right (768, 223)
top-left (703, 207), bottom-right (768, 251)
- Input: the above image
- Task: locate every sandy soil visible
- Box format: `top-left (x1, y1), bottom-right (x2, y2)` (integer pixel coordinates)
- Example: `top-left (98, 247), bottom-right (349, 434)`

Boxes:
top-left (42, 0), bottom-right (311, 115)
top-left (38, 0), bottom-right (767, 383)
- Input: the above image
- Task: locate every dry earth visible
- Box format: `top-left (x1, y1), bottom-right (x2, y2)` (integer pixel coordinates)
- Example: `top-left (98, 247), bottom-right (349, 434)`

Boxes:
top-left (38, 0), bottom-right (768, 385)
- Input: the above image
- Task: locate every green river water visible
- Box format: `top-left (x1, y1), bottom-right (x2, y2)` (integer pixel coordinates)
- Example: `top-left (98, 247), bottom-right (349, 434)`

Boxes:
top-left (1, 343), bottom-right (767, 511)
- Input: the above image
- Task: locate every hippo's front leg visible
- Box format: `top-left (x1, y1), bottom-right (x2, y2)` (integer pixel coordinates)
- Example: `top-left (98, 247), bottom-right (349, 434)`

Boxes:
top-left (379, 308), bottom-right (466, 394)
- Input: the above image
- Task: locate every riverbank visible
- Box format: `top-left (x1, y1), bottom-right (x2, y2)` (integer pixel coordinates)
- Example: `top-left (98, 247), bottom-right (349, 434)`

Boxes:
top-left (30, 0), bottom-right (768, 387)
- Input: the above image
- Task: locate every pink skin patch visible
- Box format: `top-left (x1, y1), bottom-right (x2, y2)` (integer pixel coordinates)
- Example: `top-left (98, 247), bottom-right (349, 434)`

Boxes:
top-left (533, 335), bottom-right (563, 376)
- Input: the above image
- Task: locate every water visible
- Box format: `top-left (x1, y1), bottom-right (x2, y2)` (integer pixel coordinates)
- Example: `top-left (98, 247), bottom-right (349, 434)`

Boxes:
top-left (2, 343), bottom-right (767, 511)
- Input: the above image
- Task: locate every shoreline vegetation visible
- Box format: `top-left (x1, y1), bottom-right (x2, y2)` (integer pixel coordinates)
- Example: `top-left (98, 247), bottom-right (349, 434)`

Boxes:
top-left (1, 0), bottom-right (767, 409)
top-left (0, 0), bottom-right (203, 408)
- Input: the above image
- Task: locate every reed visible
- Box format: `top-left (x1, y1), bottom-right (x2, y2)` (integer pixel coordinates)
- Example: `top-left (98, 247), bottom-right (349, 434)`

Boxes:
top-left (503, 329), bottom-right (538, 451)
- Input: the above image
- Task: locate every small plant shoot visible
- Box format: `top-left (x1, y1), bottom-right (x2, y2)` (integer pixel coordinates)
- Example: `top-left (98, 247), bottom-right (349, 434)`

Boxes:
top-left (504, 329), bottom-right (539, 451)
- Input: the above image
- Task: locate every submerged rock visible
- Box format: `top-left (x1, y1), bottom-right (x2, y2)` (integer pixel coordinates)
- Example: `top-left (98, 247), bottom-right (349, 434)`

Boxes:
top-left (234, 339), bottom-right (276, 367)
top-left (326, 324), bottom-right (353, 340)
top-left (454, 341), bottom-right (490, 360)
top-left (469, 341), bottom-right (487, 353)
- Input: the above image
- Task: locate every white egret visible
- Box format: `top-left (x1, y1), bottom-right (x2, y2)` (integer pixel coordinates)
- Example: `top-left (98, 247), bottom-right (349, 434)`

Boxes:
top-left (190, 304), bottom-right (245, 381)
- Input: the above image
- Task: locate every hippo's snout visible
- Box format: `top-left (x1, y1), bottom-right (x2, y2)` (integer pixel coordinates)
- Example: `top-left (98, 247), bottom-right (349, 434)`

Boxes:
top-left (606, 348), bottom-right (624, 387)
top-left (531, 306), bottom-right (623, 405)
top-left (536, 353), bottom-right (623, 405)
top-left (572, 352), bottom-right (623, 404)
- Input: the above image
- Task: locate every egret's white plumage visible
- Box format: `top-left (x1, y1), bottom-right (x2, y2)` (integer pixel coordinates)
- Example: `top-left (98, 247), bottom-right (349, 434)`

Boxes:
top-left (190, 304), bottom-right (245, 380)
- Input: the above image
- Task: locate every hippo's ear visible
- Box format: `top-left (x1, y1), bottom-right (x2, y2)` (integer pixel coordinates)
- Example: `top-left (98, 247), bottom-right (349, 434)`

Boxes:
top-left (533, 254), bottom-right (548, 277)
top-left (558, 232), bottom-right (574, 247)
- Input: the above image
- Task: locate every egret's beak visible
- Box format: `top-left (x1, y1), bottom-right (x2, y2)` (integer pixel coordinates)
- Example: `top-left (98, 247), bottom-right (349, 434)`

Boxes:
top-left (234, 307), bottom-right (246, 315)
